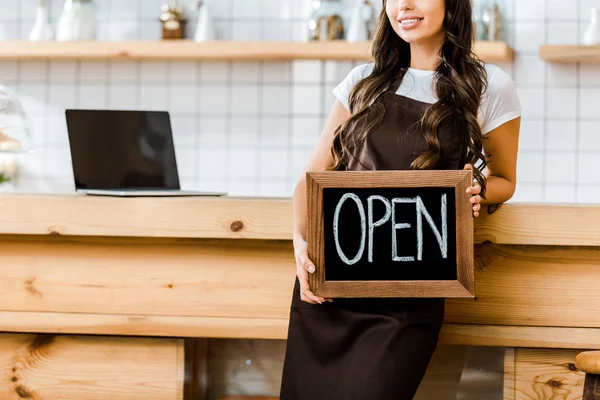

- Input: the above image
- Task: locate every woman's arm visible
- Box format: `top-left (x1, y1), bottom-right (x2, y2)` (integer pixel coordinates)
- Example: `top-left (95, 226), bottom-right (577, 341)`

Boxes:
top-left (480, 117), bottom-right (521, 205)
top-left (292, 100), bottom-right (351, 304)
top-left (292, 100), bottom-right (351, 245)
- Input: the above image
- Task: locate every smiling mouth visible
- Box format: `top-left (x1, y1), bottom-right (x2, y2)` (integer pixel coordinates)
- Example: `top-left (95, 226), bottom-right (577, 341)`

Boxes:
top-left (399, 18), bottom-right (424, 26)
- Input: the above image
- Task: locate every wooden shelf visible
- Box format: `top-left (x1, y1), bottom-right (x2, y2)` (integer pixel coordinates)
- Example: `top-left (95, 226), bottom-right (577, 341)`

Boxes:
top-left (540, 45), bottom-right (600, 63)
top-left (0, 40), bottom-right (514, 62)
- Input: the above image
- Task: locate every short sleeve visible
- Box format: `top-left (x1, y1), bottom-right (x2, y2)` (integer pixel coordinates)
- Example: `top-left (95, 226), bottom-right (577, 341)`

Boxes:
top-left (332, 63), bottom-right (374, 112)
top-left (479, 67), bottom-right (522, 135)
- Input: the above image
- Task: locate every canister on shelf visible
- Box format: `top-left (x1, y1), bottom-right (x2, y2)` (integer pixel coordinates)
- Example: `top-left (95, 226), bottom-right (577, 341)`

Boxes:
top-left (160, 1), bottom-right (186, 40)
top-left (308, 0), bottom-right (345, 41)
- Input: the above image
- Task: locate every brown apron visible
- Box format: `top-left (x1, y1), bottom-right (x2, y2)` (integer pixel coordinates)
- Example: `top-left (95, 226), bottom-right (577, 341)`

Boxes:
top-left (280, 72), bottom-right (468, 400)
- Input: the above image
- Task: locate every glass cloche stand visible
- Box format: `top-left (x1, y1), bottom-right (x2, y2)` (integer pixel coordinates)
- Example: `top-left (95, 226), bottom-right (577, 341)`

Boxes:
top-left (0, 86), bottom-right (34, 191)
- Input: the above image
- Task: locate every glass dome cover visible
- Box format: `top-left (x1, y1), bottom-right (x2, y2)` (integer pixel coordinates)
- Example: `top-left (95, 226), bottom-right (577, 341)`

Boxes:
top-left (0, 85), bottom-right (33, 153)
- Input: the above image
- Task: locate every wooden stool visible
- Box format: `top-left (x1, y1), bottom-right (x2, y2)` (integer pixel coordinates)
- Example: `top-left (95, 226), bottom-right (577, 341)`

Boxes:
top-left (576, 351), bottom-right (600, 399)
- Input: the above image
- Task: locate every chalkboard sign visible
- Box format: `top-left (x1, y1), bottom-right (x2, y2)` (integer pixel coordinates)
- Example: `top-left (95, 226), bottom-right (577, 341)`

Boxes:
top-left (307, 170), bottom-right (474, 299)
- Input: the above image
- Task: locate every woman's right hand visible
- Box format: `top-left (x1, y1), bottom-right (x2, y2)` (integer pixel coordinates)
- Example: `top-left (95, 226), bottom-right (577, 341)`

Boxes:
top-left (294, 239), bottom-right (326, 305)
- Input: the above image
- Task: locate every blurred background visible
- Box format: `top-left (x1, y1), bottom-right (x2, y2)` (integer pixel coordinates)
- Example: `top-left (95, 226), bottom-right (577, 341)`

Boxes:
top-left (0, 0), bottom-right (598, 202)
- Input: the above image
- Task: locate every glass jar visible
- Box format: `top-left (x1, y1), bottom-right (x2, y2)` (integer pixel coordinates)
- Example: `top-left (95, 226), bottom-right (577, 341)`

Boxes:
top-left (0, 86), bottom-right (34, 191)
top-left (308, 0), bottom-right (345, 41)
top-left (56, 0), bottom-right (97, 41)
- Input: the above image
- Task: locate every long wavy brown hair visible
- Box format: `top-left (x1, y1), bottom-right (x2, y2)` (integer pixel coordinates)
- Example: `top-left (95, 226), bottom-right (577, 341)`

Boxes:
top-left (330, 0), bottom-right (488, 197)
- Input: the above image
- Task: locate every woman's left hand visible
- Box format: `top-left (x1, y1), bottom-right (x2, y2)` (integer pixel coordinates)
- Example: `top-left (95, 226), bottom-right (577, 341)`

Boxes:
top-left (464, 164), bottom-right (482, 218)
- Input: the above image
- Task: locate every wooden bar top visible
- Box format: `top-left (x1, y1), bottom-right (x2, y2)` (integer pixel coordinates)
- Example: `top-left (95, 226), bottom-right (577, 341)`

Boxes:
top-left (0, 194), bottom-right (599, 246)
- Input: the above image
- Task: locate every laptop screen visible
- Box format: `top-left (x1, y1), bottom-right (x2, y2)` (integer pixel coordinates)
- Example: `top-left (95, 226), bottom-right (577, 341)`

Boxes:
top-left (65, 110), bottom-right (180, 191)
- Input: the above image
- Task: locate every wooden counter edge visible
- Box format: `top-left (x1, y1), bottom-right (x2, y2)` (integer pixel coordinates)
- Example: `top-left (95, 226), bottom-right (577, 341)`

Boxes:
top-left (2, 310), bottom-right (600, 349)
top-left (0, 194), bottom-right (599, 246)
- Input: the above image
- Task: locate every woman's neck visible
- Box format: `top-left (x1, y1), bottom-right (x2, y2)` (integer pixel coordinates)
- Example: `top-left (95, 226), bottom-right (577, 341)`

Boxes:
top-left (409, 34), bottom-right (444, 71)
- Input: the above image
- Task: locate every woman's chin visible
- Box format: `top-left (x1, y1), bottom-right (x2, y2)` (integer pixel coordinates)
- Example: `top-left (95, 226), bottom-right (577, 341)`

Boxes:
top-left (398, 31), bottom-right (441, 46)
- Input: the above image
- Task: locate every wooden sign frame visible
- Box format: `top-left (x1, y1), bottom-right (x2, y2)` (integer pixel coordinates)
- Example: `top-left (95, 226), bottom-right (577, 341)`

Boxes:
top-left (307, 170), bottom-right (474, 298)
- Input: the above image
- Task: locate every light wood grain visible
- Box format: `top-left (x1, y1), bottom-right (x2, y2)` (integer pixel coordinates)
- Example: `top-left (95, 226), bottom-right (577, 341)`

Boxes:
top-left (446, 244), bottom-right (600, 327)
top-left (504, 348), bottom-right (516, 400)
top-left (475, 203), bottom-right (600, 246)
top-left (540, 45), bottom-right (600, 63)
top-left (1, 195), bottom-right (599, 246)
top-left (0, 194), bottom-right (292, 240)
top-left (576, 352), bottom-right (600, 375)
top-left (440, 325), bottom-right (600, 350)
top-left (0, 40), bottom-right (513, 62)
top-left (503, 348), bottom-right (585, 400)
top-left (6, 309), bottom-right (600, 349)
top-left (0, 334), bottom-right (184, 400)
top-left (0, 40), bottom-right (372, 61)
top-left (0, 311), bottom-right (289, 339)
top-left (315, 280), bottom-right (474, 298)
top-left (0, 236), bottom-right (295, 319)
top-left (3, 236), bottom-right (600, 334)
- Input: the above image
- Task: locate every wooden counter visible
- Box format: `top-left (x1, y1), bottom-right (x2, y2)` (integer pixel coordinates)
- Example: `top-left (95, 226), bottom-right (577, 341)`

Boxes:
top-left (1, 193), bottom-right (599, 244)
top-left (1, 194), bottom-right (599, 399)
top-left (1, 194), bottom-right (600, 341)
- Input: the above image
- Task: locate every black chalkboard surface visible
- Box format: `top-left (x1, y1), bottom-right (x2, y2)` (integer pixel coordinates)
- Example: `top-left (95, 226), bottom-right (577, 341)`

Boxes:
top-left (323, 187), bottom-right (457, 282)
top-left (307, 170), bottom-right (474, 299)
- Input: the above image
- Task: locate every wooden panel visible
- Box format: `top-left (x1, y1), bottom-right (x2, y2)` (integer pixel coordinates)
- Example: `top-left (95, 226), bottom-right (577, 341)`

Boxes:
top-left (475, 203), bottom-right (600, 247)
top-left (540, 45), bottom-right (600, 63)
top-left (0, 40), bottom-right (372, 61)
top-left (0, 194), bottom-right (292, 240)
top-left (1, 195), bottom-right (599, 246)
top-left (5, 308), bottom-right (600, 350)
top-left (0, 311), bottom-right (290, 339)
top-left (0, 40), bottom-right (513, 62)
top-left (0, 334), bottom-right (184, 399)
top-left (440, 325), bottom-right (600, 350)
top-left (3, 236), bottom-right (600, 337)
top-left (446, 244), bottom-right (600, 328)
top-left (316, 280), bottom-right (474, 298)
top-left (0, 236), bottom-right (295, 319)
top-left (503, 348), bottom-right (585, 400)
top-left (504, 348), bottom-right (515, 400)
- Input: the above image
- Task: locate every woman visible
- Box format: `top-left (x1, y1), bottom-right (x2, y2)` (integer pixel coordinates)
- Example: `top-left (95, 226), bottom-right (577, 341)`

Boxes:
top-left (280, 0), bottom-right (521, 398)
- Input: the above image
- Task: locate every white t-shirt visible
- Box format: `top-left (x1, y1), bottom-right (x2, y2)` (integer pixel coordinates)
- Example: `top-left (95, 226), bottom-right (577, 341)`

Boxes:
top-left (332, 63), bottom-right (521, 135)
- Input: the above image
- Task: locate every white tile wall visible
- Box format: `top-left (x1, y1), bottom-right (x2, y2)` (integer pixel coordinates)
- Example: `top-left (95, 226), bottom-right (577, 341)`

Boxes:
top-left (1, 0), bottom-right (600, 202)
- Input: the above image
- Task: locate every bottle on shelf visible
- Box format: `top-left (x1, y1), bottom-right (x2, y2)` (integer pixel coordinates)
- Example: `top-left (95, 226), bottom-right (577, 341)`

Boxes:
top-left (481, 2), bottom-right (504, 42)
top-left (29, 0), bottom-right (54, 42)
top-left (583, 7), bottom-right (600, 46)
top-left (193, 0), bottom-right (217, 42)
top-left (56, 0), bottom-right (97, 42)
top-left (346, 0), bottom-right (377, 43)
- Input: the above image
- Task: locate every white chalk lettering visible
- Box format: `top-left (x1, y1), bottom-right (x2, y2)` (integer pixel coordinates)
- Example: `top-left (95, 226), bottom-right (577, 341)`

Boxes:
top-left (333, 193), bottom-right (366, 265)
top-left (416, 194), bottom-right (448, 260)
top-left (391, 198), bottom-right (417, 262)
top-left (367, 195), bottom-right (392, 263)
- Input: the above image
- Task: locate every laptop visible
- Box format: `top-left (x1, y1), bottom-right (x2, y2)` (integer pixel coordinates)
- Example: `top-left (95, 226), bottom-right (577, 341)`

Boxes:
top-left (65, 109), bottom-right (226, 197)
